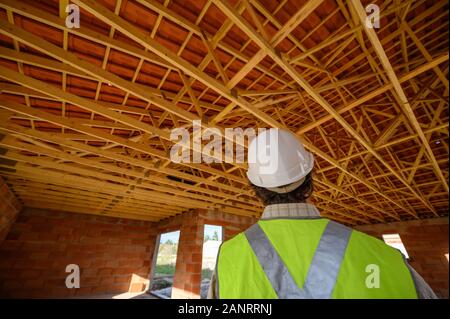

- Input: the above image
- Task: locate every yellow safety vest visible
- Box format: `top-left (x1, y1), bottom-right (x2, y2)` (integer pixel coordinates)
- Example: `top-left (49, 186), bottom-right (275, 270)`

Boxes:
top-left (217, 218), bottom-right (417, 298)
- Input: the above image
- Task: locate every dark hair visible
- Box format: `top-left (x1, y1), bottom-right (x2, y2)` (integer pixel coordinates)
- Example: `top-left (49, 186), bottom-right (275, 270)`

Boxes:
top-left (252, 172), bottom-right (314, 206)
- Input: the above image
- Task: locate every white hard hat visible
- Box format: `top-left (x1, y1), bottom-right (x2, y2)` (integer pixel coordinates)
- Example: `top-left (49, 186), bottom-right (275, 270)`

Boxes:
top-left (246, 128), bottom-right (314, 189)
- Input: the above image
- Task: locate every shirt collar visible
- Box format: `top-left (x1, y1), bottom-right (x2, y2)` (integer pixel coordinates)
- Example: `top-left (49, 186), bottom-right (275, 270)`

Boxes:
top-left (261, 202), bottom-right (321, 219)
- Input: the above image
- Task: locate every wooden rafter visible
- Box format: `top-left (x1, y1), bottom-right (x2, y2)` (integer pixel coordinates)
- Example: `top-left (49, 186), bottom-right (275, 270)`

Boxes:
top-left (349, 0), bottom-right (449, 194)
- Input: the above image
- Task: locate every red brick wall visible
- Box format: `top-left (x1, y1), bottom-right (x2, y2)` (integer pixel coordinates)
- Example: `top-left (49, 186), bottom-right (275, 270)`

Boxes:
top-left (3, 202), bottom-right (446, 299)
top-left (0, 207), bottom-right (158, 298)
top-left (156, 209), bottom-right (257, 299)
top-left (356, 217), bottom-right (449, 298)
top-left (0, 177), bottom-right (22, 244)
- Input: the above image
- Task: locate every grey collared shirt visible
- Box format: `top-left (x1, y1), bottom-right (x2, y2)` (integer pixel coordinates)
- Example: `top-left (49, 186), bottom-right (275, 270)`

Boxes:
top-left (261, 202), bottom-right (321, 219)
top-left (207, 203), bottom-right (437, 299)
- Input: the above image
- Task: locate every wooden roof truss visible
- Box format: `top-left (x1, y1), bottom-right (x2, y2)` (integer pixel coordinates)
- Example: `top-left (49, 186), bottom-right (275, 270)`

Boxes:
top-left (0, 0), bottom-right (447, 225)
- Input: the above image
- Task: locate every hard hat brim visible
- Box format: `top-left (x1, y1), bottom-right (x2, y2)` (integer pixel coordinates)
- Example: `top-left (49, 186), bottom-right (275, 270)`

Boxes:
top-left (247, 151), bottom-right (314, 188)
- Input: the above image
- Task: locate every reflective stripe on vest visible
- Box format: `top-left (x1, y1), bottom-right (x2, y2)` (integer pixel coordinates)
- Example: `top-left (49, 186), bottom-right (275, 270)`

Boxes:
top-left (244, 220), bottom-right (351, 299)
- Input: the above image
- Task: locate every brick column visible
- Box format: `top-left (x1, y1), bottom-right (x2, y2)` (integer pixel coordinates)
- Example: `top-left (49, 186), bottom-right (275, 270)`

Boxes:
top-left (0, 177), bottom-right (22, 243)
top-left (171, 210), bottom-right (204, 299)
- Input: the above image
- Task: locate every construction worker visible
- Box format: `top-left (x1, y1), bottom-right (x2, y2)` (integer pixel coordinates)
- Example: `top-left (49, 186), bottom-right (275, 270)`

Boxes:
top-left (208, 128), bottom-right (437, 299)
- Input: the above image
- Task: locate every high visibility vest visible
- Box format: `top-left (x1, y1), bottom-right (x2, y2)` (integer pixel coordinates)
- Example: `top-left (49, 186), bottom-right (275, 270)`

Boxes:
top-left (216, 218), bottom-right (418, 299)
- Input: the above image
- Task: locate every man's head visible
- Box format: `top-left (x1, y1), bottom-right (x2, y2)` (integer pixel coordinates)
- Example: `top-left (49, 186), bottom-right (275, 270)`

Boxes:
top-left (246, 128), bottom-right (315, 205)
top-left (252, 172), bottom-right (314, 205)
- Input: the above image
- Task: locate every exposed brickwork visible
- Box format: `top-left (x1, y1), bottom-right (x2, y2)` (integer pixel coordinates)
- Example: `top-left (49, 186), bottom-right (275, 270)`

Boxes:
top-left (157, 209), bottom-right (257, 299)
top-left (2, 201), bottom-right (446, 300)
top-left (0, 207), bottom-right (158, 298)
top-left (0, 177), bottom-right (22, 244)
top-left (356, 218), bottom-right (449, 299)
top-left (0, 204), bottom-right (256, 299)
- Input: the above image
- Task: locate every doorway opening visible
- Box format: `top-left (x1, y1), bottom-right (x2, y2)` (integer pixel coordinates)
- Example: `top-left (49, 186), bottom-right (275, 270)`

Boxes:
top-left (200, 224), bottom-right (223, 298)
top-left (149, 230), bottom-right (180, 298)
